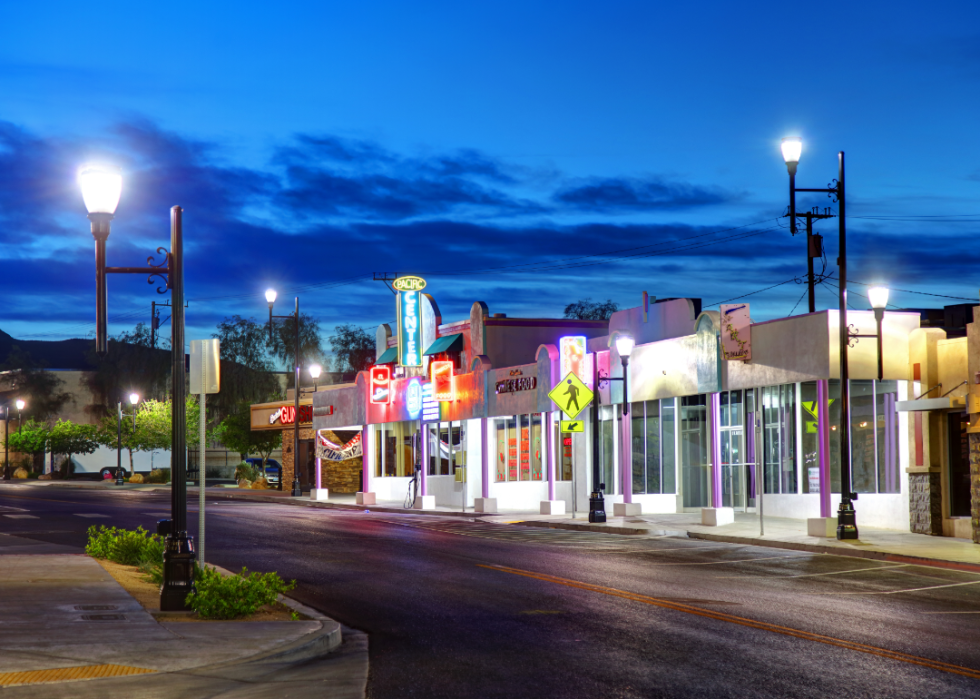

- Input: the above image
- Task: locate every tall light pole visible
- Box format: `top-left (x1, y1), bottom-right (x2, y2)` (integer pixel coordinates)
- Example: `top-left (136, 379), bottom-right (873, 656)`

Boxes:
top-left (267, 289), bottom-right (303, 497)
top-left (116, 393), bottom-right (140, 485)
top-left (80, 165), bottom-right (194, 610)
top-left (868, 287), bottom-right (889, 381)
top-left (781, 140), bottom-right (857, 540)
top-left (3, 399), bottom-right (24, 481)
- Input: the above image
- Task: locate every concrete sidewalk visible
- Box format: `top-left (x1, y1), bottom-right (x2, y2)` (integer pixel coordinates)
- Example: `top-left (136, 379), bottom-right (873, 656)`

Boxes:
top-left (0, 533), bottom-right (366, 697)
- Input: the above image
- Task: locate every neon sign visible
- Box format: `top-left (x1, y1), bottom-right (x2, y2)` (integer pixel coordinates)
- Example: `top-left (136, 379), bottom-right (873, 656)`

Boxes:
top-left (392, 275), bottom-right (427, 292)
top-left (370, 366), bottom-right (391, 404)
top-left (269, 404), bottom-right (316, 425)
top-left (407, 379), bottom-right (422, 418)
top-left (398, 290), bottom-right (422, 367)
top-left (421, 382), bottom-right (439, 422)
top-left (430, 360), bottom-right (454, 402)
top-left (560, 335), bottom-right (591, 385)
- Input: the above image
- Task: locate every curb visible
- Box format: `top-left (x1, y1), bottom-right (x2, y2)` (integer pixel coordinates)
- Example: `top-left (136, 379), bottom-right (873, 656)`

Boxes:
top-left (209, 490), bottom-right (495, 518)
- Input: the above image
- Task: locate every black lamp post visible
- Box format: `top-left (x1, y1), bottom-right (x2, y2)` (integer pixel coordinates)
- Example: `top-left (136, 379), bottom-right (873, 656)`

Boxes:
top-left (267, 289), bottom-right (303, 497)
top-left (867, 287), bottom-right (889, 381)
top-left (115, 393), bottom-right (140, 486)
top-left (781, 139), bottom-right (858, 540)
top-left (589, 332), bottom-right (635, 523)
top-left (79, 165), bottom-right (194, 610)
top-left (3, 399), bottom-right (24, 480)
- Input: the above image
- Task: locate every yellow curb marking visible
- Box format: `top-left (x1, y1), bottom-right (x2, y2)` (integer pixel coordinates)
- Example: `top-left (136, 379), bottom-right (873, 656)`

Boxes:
top-left (480, 563), bottom-right (980, 681)
top-left (0, 663), bottom-right (155, 687)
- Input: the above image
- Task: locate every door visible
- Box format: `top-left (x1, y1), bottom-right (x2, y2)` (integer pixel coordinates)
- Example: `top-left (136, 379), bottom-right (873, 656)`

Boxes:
top-left (948, 412), bottom-right (970, 518)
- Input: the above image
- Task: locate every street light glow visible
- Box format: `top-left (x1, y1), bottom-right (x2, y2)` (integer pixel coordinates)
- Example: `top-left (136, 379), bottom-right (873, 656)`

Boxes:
top-left (615, 334), bottom-right (635, 358)
top-left (129, 393), bottom-right (140, 405)
top-left (309, 364), bottom-right (322, 379)
top-left (781, 137), bottom-right (802, 165)
top-left (868, 286), bottom-right (890, 310)
top-left (78, 165), bottom-right (122, 215)
top-left (265, 288), bottom-right (277, 304)
top-left (15, 399), bottom-right (25, 411)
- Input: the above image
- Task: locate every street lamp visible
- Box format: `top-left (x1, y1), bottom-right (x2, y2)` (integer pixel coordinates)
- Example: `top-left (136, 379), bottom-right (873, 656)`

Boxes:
top-left (309, 364), bottom-right (322, 392)
top-left (780, 139), bottom-right (857, 540)
top-left (115, 393), bottom-right (140, 486)
top-left (3, 399), bottom-right (25, 480)
top-left (868, 286), bottom-right (889, 381)
top-left (614, 334), bottom-right (635, 416)
top-left (80, 165), bottom-right (195, 610)
top-left (267, 290), bottom-right (303, 497)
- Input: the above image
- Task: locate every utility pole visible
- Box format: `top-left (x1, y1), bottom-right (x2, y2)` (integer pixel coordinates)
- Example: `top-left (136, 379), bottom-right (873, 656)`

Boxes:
top-left (373, 273), bottom-right (399, 295)
top-left (791, 207), bottom-right (835, 313)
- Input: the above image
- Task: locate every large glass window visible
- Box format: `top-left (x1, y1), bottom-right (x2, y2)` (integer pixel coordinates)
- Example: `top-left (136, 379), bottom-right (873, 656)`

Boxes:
top-left (719, 391), bottom-right (745, 508)
top-left (427, 421), bottom-right (465, 476)
top-left (763, 384), bottom-right (797, 494)
top-left (875, 381), bottom-right (900, 494)
top-left (495, 414), bottom-right (545, 482)
top-left (681, 395), bottom-right (708, 507)
top-left (629, 399), bottom-right (676, 495)
top-left (374, 422), bottom-right (419, 477)
top-left (599, 405), bottom-right (616, 494)
top-left (555, 418), bottom-right (573, 481)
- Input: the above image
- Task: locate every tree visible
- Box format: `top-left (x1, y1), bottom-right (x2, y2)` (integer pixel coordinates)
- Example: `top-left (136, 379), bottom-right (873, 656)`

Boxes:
top-left (48, 420), bottom-right (99, 476)
top-left (1, 347), bottom-right (73, 421)
top-left (213, 315), bottom-right (273, 372)
top-left (267, 312), bottom-right (325, 385)
top-left (85, 324), bottom-right (170, 417)
top-left (211, 316), bottom-right (282, 415)
top-left (6, 419), bottom-right (50, 473)
top-left (563, 298), bottom-right (619, 321)
top-left (136, 397), bottom-right (204, 452)
top-left (328, 324), bottom-right (375, 374)
top-left (212, 400), bottom-right (282, 464)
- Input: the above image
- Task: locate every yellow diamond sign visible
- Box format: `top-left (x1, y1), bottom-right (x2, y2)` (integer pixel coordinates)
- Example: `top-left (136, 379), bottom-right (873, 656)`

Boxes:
top-left (549, 372), bottom-right (593, 420)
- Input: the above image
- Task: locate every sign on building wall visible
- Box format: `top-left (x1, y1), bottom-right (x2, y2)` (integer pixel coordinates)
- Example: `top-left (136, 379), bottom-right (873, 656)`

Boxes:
top-left (370, 366), bottom-right (391, 404)
top-left (430, 361), bottom-right (454, 402)
top-left (397, 290), bottom-right (423, 367)
top-left (720, 304), bottom-right (752, 361)
top-left (560, 336), bottom-right (592, 385)
top-left (421, 382), bottom-right (439, 422)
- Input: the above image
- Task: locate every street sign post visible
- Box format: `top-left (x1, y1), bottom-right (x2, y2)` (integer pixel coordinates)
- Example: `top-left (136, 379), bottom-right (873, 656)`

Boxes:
top-left (560, 420), bottom-right (584, 433)
top-left (189, 338), bottom-right (220, 565)
top-left (548, 372), bottom-right (594, 420)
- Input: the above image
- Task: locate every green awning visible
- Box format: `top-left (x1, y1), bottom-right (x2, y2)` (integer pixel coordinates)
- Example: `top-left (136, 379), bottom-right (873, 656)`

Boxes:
top-left (423, 333), bottom-right (464, 356)
top-left (376, 347), bottom-right (399, 364)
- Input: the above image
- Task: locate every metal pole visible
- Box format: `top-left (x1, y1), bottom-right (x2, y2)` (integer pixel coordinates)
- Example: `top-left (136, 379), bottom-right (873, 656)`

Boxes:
top-left (91, 215), bottom-right (110, 356)
top-left (4, 407), bottom-right (8, 480)
top-left (161, 205), bottom-right (196, 611)
top-left (199, 388), bottom-right (206, 564)
top-left (151, 301), bottom-right (156, 349)
top-left (875, 310), bottom-right (884, 381)
top-left (788, 170), bottom-right (797, 236)
top-left (806, 215), bottom-right (816, 313)
top-left (292, 298), bottom-right (302, 497)
top-left (589, 351), bottom-right (606, 522)
top-left (836, 152), bottom-right (858, 540)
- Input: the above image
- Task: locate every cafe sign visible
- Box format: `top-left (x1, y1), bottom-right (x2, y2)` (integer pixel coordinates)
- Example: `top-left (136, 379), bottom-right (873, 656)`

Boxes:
top-left (495, 376), bottom-right (537, 394)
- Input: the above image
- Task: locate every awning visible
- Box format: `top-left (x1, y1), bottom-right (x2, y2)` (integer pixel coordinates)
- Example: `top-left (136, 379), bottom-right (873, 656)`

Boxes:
top-left (423, 333), bottom-right (464, 356)
top-left (896, 396), bottom-right (965, 412)
top-left (376, 347), bottom-right (398, 365)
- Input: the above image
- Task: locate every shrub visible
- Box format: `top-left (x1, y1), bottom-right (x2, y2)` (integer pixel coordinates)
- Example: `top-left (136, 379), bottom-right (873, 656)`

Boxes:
top-left (145, 468), bottom-right (171, 484)
top-left (187, 565), bottom-right (296, 620)
top-left (86, 525), bottom-right (165, 568)
top-left (234, 461), bottom-right (259, 482)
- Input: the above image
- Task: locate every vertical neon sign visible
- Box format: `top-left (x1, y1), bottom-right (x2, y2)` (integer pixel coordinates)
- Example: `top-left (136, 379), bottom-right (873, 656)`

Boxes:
top-left (370, 366), bottom-right (391, 404)
top-left (407, 379), bottom-right (422, 418)
top-left (398, 290), bottom-right (422, 366)
top-left (430, 360), bottom-right (454, 402)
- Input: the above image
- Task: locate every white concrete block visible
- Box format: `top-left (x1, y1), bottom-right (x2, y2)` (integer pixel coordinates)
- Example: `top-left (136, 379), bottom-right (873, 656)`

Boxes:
top-left (701, 507), bottom-right (735, 526)
top-left (356, 492), bottom-right (376, 505)
top-left (613, 502), bottom-right (642, 516)
top-left (310, 488), bottom-right (329, 501)
top-left (474, 497), bottom-right (497, 513)
top-left (413, 495), bottom-right (436, 510)
top-left (540, 500), bottom-right (566, 515)
top-left (807, 517), bottom-right (837, 538)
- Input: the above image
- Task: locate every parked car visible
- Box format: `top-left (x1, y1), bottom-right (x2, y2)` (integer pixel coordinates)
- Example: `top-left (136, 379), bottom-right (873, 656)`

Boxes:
top-left (245, 458), bottom-right (281, 485)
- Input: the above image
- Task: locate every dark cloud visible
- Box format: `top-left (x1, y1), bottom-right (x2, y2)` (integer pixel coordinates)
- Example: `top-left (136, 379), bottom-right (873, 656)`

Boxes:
top-left (554, 176), bottom-right (735, 212)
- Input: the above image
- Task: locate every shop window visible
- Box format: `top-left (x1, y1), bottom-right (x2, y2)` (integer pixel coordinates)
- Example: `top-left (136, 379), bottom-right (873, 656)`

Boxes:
top-left (495, 420), bottom-right (507, 482)
top-left (763, 384), bottom-right (797, 494)
top-left (599, 405), bottom-right (616, 494)
top-left (495, 414), bottom-right (545, 482)
top-left (681, 395), bottom-right (708, 508)
top-left (427, 421), bottom-right (464, 476)
top-left (374, 422), bottom-right (418, 477)
top-left (530, 414), bottom-right (543, 481)
top-left (719, 391), bottom-right (746, 508)
top-left (554, 420), bottom-right (573, 481)
top-left (629, 398), bottom-right (677, 495)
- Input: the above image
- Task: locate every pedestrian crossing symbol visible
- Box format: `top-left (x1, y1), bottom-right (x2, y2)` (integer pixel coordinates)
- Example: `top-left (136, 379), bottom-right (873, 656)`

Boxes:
top-left (560, 420), bottom-right (584, 433)
top-left (548, 372), bottom-right (593, 420)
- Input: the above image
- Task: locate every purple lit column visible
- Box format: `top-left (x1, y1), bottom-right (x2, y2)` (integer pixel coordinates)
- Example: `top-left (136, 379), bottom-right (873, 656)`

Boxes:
top-left (481, 417), bottom-right (489, 499)
top-left (361, 424), bottom-right (369, 494)
top-left (711, 393), bottom-right (722, 508)
top-left (546, 412), bottom-right (555, 501)
top-left (817, 380), bottom-right (831, 517)
top-left (420, 424), bottom-right (428, 496)
top-left (622, 406), bottom-right (632, 504)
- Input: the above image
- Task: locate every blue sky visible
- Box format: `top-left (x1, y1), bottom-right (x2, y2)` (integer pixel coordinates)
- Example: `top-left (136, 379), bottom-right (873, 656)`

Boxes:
top-left (1, 1), bottom-right (978, 361)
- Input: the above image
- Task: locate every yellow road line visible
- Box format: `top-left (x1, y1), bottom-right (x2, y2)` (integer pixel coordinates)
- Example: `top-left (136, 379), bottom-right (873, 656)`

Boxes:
top-left (0, 663), bottom-right (155, 687)
top-left (480, 563), bottom-right (980, 681)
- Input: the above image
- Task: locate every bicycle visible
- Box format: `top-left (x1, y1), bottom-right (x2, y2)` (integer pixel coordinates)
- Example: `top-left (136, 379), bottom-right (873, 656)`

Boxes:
top-left (404, 464), bottom-right (420, 509)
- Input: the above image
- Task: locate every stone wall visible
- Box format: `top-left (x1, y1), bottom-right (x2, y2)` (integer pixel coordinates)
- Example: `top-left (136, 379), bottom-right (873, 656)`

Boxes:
top-left (909, 471), bottom-right (943, 535)
top-left (319, 430), bottom-right (363, 494)
top-left (280, 426), bottom-right (313, 488)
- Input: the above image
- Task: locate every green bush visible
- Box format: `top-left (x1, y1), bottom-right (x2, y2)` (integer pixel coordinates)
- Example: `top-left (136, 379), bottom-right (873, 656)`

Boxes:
top-left (234, 461), bottom-right (259, 482)
top-left (187, 565), bottom-right (296, 620)
top-left (86, 525), bottom-right (165, 572)
top-left (145, 468), bottom-right (171, 484)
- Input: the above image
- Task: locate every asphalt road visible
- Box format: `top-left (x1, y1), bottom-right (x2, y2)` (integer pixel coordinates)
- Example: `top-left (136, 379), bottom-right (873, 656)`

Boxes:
top-left (2, 484), bottom-right (980, 698)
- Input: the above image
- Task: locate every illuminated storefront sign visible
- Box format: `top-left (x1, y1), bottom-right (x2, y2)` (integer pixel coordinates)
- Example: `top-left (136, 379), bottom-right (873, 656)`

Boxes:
top-left (392, 275), bottom-right (427, 292)
top-left (370, 366), bottom-right (391, 404)
top-left (720, 303), bottom-right (752, 361)
top-left (398, 290), bottom-right (422, 366)
top-left (421, 382), bottom-right (439, 422)
top-left (560, 336), bottom-right (591, 385)
top-left (430, 360), bottom-right (454, 402)
top-left (407, 379), bottom-right (422, 418)
top-left (269, 404), bottom-right (322, 425)
top-left (495, 376), bottom-right (537, 394)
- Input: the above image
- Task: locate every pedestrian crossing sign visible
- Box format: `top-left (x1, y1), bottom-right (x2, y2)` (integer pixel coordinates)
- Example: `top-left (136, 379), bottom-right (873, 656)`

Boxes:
top-left (560, 420), bottom-right (584, 433)
top-left (548, 372), bottom-right (593, 420)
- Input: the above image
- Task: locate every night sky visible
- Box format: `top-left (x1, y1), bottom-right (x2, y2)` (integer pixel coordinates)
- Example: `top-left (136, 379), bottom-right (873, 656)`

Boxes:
top-left (2, 1), bottom-right (978, 364)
